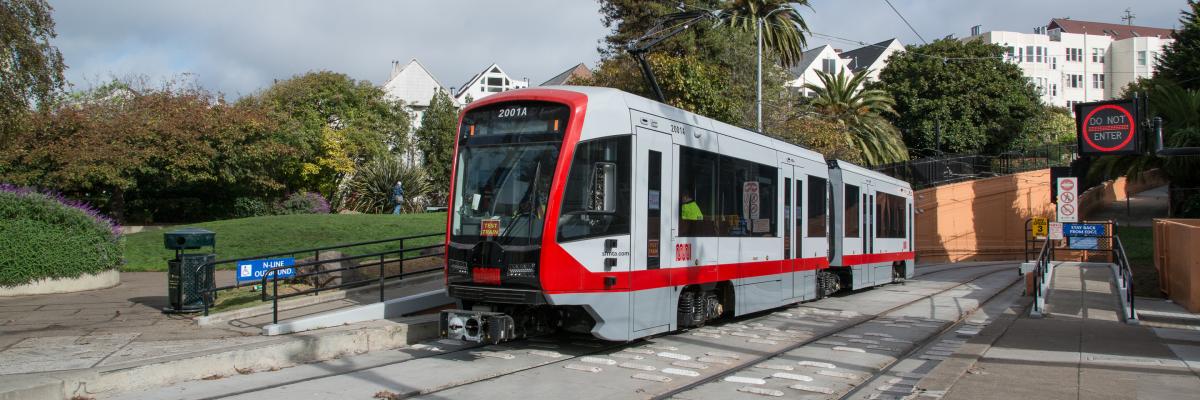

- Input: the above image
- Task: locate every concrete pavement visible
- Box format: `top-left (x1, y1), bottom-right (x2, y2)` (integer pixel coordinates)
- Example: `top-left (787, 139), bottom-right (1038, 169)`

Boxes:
top-left (0, 270), bottom-right (445, 399)
top-left (1088, 185), bottom-right (1169, 228)
top-left (940, 263), bottom-right (1200, 399)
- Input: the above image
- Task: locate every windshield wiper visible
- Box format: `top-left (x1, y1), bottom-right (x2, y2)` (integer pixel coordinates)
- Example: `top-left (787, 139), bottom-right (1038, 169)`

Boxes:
top-left (501, 160), bottom-right (542, 242)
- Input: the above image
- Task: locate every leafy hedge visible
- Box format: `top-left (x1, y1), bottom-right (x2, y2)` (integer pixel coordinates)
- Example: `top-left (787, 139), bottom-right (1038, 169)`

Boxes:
top-left (0, 185), bottom-right (123, 287)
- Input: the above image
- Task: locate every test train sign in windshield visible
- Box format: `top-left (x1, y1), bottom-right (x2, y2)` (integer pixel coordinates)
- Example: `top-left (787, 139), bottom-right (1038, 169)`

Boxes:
top-left (1075, 99), bottom-right (1141, 155)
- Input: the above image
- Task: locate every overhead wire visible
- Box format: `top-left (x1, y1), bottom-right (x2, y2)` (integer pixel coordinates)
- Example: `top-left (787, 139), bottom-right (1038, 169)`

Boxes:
top-left (882, 0), bottom-right (928, 44)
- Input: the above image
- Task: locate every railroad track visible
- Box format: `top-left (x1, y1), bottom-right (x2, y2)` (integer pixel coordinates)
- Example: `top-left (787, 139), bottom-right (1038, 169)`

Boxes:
top-left (648, 264), bottom-right (1019, 400)
top-left (196, 263), bottom-right (1015, 400)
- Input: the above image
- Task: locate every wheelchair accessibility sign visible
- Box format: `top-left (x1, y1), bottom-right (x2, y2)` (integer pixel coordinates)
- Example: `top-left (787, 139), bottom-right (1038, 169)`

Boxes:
top-left (236, 258), bottom-right (296, 282)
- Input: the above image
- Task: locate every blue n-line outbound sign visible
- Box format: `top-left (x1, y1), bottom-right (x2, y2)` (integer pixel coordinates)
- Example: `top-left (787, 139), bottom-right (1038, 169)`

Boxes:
top-left (1063, 223), bottom-right (1106, 237)
top-left (236, 258), bottom-right (296, 282)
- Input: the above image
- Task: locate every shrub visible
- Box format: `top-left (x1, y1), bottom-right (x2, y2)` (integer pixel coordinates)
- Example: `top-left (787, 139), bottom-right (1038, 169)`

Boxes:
top-left (0, 185), bottom-right (123, 287)
top-left (233, 197), bottom-right (274, 218)
top-left (344, 156), bottom-right (432, 213)
top-left (276, 192), bottom-right (330, 215)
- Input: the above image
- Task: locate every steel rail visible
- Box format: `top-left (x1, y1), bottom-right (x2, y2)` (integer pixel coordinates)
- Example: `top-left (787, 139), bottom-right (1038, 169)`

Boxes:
top-left (650, 265), bottom-right (1017, 400)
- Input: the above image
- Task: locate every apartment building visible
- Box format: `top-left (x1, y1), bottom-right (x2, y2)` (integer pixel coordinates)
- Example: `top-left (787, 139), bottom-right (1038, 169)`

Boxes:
top-left (968, 19), bottom-right (1173, 110)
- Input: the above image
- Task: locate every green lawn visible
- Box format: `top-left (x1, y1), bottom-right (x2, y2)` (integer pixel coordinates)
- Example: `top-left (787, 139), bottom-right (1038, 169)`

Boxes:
top-left (1117, 226), bottom-right (1162, 298)
top-left (123, 213), bottom-right (447, 271)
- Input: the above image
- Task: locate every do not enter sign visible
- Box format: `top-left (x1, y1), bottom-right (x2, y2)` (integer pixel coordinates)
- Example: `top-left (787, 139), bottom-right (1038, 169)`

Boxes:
top-left (1057, 177), bottom-right (1079, 223)
top-left (1075, 99), bottom-right (1141, 155)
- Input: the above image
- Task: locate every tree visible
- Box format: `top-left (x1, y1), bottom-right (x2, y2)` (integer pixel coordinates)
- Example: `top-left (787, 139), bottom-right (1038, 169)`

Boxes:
top-left (0, 78), bottom-right (297, 222)
top-left (414, 91), bottom-right (460, 201)
top-left (344, 155), bottom-right (432, 214)
top-left (766, 114), bottom-right (862, 164)
top-left (586, 53), bottom-right (742, 124)
top-left (1156, 1), bottom-right (1200, 91)
top-left (717, 0), bottom-right (810, 66)
top-left (0, 0), bottom-right (66, 144)
top-left (804, 70), bottom-right (907, 164)
top-left (877, 39), bottom-right (1041, 156)
top-left (588, 4), bottom-right (792, 129)
top-left (252, 71), bottom-right (410, 204)
top-left (1013, 106), bottom-right (1075, 151)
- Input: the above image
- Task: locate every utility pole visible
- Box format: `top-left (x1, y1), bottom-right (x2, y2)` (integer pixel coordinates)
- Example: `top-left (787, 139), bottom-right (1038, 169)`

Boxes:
top-left (1121, 8), bottom-right (1136, 26)
top-left (756, 5), bottom-right (793, 133)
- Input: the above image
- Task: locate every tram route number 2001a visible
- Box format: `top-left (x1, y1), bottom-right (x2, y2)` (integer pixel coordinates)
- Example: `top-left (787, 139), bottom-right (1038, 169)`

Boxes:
top-left (497, 107), bottom-right (528, 118)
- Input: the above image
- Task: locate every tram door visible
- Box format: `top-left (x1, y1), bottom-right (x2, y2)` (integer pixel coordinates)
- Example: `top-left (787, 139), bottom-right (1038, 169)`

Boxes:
top-left (631, 127), bottom-right (674, 334)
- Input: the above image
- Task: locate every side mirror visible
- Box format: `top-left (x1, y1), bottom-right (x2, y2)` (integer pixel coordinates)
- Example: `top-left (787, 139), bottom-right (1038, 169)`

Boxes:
top-left (588, 162), bottom-right (617, 213)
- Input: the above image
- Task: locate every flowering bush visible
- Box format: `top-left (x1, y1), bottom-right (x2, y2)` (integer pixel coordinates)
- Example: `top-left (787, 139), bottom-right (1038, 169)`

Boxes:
top-left (276, 192), bottom-right (331, 215)
top-left (0, 184), bottom-right (123, 286)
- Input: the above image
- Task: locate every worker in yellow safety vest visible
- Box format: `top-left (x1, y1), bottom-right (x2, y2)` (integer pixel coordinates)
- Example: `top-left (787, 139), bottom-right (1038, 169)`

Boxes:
top-left (680, 193), bottom-right (703, 221)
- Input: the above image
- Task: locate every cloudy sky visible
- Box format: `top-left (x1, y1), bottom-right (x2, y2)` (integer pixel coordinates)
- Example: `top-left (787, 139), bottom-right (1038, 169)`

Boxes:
top-left (50, 0), bottom-right (1183, 98)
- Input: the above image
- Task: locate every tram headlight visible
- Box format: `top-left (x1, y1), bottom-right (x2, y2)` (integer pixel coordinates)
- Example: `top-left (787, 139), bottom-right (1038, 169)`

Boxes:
top-left (507, 263), bottom-right (537, 278)
top-left (448, 260), bottom-right (469, 275)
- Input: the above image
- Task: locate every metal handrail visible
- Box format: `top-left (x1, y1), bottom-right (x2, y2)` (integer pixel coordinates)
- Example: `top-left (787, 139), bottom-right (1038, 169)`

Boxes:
top-left (200, 232), bottom-right (445, 319)
top-left (1113, 235), bottom-right (1136, 321)
top-left (1032, 237), bottom-right (1053, 316)
top-left (260, 243), bottom-right (444, 324)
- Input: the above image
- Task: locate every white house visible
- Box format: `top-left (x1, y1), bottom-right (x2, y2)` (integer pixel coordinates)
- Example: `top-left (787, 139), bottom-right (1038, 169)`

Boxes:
top-left (967, 19), bottom-right (1173, 110)
top-left (454, 64), bottom-right (529, 104)
top-left (839, 39), bottom-right (905, 82)
top-left (381, 59), bottom-right (457, 165)
top-left (541, 63), bottom-right (592, 86)
top-left (787, 45), bottom-right (853, 96)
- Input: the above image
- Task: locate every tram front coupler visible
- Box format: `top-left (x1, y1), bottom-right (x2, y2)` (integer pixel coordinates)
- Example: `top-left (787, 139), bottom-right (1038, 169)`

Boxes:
top-left (440, 309), bottom-right (516, 344)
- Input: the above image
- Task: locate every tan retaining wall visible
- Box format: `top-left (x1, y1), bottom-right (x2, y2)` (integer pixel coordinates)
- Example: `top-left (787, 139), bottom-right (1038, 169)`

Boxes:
top-left (914, 168), bottom-right (1168, 263)
top-left (1154, 219), bottom-right (1200, 312)
top-left (915, 169), bottom-right (1055, 263)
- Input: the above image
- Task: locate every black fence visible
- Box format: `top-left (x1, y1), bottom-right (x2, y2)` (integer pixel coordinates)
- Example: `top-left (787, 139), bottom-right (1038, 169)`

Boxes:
top-left (200, 232), bottom-right (445, 323)
top-left (873, 144), bottom-right (1076, 189)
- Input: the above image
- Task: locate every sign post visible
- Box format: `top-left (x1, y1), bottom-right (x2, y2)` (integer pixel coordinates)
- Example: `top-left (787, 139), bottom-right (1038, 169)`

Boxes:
top-left (1056, 177), bottom-right (1079, 223)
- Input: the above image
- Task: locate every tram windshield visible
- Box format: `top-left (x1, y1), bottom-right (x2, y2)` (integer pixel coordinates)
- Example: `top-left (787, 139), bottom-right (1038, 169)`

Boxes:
top-left (450, 101), bottom-right (569, 245)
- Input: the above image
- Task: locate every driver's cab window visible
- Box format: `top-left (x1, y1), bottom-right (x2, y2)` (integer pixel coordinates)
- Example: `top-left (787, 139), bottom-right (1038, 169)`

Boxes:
top-left (557, 136), bottom-right (631, 242)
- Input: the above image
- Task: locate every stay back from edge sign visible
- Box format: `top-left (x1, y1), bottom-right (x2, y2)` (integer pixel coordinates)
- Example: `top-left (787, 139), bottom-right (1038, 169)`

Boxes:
top-left (1074, 99), bottom-right (1141, 156)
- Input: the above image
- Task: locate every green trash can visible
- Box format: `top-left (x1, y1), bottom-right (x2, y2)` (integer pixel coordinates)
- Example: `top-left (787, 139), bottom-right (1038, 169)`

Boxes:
top-left (162, 228), bottom-right (216, 314)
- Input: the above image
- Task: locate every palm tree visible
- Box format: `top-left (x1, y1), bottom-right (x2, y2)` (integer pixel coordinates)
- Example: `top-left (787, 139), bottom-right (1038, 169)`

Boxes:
top-left (718, 0), bottom-right (811, 67)
top-left (804, 70), bottom-right (909, 164)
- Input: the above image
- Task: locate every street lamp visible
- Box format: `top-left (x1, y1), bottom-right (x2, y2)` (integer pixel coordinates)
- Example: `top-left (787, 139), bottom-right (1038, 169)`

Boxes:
top-left (757, 4), bottom-right (794, 132)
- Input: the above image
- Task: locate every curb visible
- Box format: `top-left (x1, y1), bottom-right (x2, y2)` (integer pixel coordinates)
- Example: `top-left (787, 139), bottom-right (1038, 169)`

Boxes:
top-left (0, 316), bottom-right (440, 399)
top-left (0, 270), bottom-right (120, 297)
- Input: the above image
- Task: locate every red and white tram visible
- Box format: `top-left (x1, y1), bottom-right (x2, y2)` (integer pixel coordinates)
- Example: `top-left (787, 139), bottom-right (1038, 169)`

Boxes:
top-left (440, 87), bottom-right (914, 343)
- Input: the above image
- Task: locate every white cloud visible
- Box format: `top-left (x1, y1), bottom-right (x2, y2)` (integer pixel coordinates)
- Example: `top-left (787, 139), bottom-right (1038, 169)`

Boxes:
top-left (49, 0), bottom-right (1184, 97)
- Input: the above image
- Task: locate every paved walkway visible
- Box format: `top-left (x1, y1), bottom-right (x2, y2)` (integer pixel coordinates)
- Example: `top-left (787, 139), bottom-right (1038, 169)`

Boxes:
top-left (1088, 185), bottom-right (1169, 227)
top-left (943, 263), bottom-right (1200, 399)
top-left (0, 270), bottom-right (442, 377)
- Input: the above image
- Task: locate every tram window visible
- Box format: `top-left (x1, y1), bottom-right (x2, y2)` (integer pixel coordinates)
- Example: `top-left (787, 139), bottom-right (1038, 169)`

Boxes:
top-left (716, 155), bottom-right (776, 237)
top-left (784, 178), bottom-right (791, 258)
top-left (845, 184), bottom-right (860, 238)
top-left (876, 192), bottom-right (906, 239)
top-left (807, 176), bottom-right (827, 237)
top-left (647, 151), bottom-right (662, 269)
top-left (678, 147), bottom-right (719, 237)
top-left (557, 136), bottom-right (631, 242)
